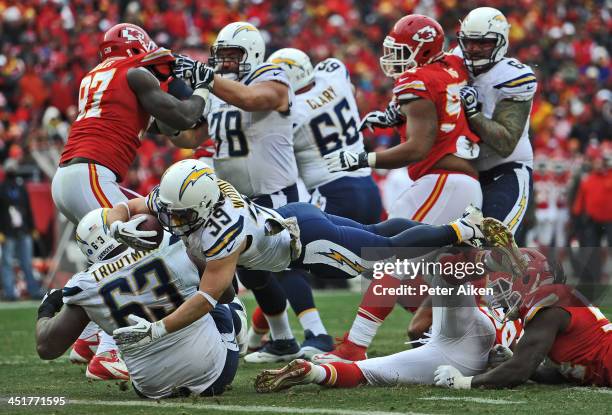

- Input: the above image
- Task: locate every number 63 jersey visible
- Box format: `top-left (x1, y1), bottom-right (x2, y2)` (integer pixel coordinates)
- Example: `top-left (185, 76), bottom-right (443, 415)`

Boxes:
top-left (292, 58), bottom-right (370, 190)
top-left (62, 234), bottom-right (227, 398)
top-left (207, 64), bottom-right (298, 198)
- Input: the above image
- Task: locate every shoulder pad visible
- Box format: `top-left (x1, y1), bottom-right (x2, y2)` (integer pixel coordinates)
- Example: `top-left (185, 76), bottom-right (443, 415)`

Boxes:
top-left (393, 70), bottom-right (430, 103)
top-left (244, 63), bottom-right (288, 86)
top-left (134, 47), bottom-right (175, 67)
top-left (62, 272), bottom-right (97, 305)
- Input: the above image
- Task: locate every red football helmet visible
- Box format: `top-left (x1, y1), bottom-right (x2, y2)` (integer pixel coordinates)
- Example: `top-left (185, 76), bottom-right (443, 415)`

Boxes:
top-left (486, 248), bottom-right (556, 322)
top-left (99, 23), bottom-right (157, 60)
top-left (380, 14), bottom-right (445, 78)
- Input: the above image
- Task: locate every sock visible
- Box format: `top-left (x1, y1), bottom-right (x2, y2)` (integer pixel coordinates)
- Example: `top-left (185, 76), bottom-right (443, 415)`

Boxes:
top-left (318, 362), bottom-right (367, 388)
top-left (348, 275), bottom-right (400, 347)
top-left (298, 308), bottom-right (327, 336)
top-left (78, 321), bottom-right (100, 340)
top-left (265, 308), bottom-right (294, 341)
top-left (96, 330), bottom-right (118, 354)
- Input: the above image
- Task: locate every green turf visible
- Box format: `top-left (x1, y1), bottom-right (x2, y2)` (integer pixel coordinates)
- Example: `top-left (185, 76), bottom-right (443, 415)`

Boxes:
top-left (1, 292), bottom-right (610, 415)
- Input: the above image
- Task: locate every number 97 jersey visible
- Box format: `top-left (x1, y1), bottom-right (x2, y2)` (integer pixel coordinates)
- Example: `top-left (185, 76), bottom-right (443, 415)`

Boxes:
top-left (292, 58), bottom-right (370, 190)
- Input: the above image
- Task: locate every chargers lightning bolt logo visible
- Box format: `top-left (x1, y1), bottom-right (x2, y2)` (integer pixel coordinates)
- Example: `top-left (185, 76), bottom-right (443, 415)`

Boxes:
top-left (179, 168), bottom-right (215, 200)
top-left (318, 249), bottom-right (366, 274)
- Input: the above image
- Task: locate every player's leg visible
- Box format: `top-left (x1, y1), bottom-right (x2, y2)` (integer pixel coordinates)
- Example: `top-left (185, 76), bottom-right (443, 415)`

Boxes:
top-left (316, 175), bottom-right (383, 225)
top-left (480, 163), bottom-right (532, 237)
top-left (314, 173), bottom-right (483, 362)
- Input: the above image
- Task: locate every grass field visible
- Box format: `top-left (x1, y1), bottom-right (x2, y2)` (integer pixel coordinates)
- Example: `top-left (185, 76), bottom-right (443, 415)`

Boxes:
top-left (1, 291), bottom-right (610, 415)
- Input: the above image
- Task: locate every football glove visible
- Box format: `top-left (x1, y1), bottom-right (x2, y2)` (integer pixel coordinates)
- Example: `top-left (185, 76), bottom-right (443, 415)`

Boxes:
top-left (459, 86), bottom-right (479, 118)
top-left (358, 101), bottom-right (405, 132)
top-left (191, 61), bottom-right (215, 92)
top-left (434, 365), bottom-right (472, 389)
top-left (172, 54), bottom-right (198, 81)
top-left (113, 314), bottom-right (167, 352)
top-left (488, 344), bottom-right (514, 368)
top-left (323, 150), bottom-right (370, 172)
top-left (37, 289), bottom-right (64, 320)
top-left (110, 216), bottom-right (157, 250)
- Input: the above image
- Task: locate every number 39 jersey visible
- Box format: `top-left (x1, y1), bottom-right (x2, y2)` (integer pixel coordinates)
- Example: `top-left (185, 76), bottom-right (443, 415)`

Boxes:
top-left (60, 48), bottom-right (174, 180)
top-left (292, 58), bottom-right (370, 190)
top-left (180, 180), bottom-right (292, 272)
top-left (207, 64), bottom-right (298, 198)
top-left (62, 234), bottom-right (227, 398)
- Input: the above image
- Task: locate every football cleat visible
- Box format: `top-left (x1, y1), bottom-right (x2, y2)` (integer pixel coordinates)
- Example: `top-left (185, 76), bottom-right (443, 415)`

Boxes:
top-left (311, 332), bottom-right (367, 364)
top-left (69, 334), bottom-right (99, 364)
top-left (300, 330), bottom-right (334, 360)
top-left (255, 359), bottom-right (316, 393)
top-left (244, 338), bottom-right (304, 363)
top-left (85, 350), bottom-right (130, 381)
top-left (450, 205), bottom-right (484, 247)
top-left (481, 217), bottom-right (528, 276)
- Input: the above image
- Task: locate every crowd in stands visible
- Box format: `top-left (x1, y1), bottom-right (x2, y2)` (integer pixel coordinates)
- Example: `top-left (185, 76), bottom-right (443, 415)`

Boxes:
top-left (0, 0), bottom-right (609, 257)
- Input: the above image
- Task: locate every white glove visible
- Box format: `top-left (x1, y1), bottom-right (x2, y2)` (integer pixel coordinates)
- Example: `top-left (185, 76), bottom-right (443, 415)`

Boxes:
top-left (434, 365), bottom-right (472, 389)
top-left (110, 216), bottom-right (157, 250)
top-left (358, 101), bottom-right (405, 132)
top-left (487, 344), bottom-right (514, 368)
top-left (191, 61), bottom-right (215, 92)
top-left (113, 314), bottom-right (167, 352)
top-left (323, 150), bottom-right (370, 172)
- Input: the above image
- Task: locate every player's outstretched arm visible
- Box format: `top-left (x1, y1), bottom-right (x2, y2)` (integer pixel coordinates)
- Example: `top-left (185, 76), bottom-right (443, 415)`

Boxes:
top-left (127, 68), bottom-right (207, 130)
top-left (212, 77), bottom-right (289, 112)
top-left (162, 247), bottom-right (241, 333)
top-left (471, 307), bottom-right (568, 388)
top-left (465, 97), bottom-right (531, 158)
top-left (372, 99), bottom-right (437, 169)
top-left (36, 291), bottom-right (90, 360)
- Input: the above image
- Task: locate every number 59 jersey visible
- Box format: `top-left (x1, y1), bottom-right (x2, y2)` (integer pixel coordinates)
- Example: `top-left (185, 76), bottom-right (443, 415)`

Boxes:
top-left (207, 64), bottom-right (298, 198)
top-left (60, 48), bottom-right (175, 180)
top-left (62, 234), bottom-right (227, 398)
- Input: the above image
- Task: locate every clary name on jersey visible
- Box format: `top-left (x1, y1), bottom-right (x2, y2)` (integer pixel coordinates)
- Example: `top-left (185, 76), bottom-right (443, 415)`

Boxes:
top-left (373, 284), bottom-right (494, 297)
top-left (305, 85), bottom-right (338, 110)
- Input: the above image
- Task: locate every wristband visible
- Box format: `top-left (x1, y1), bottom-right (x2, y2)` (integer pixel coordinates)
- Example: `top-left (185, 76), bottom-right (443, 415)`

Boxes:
top-left (367, 152), bottom-right (377, 168)
top-left (196, 290), bottom-right (218, 308)
top-left (151, 320), bottom-right (168, 338)
top-left (117, 202), bottom-right (131, 220)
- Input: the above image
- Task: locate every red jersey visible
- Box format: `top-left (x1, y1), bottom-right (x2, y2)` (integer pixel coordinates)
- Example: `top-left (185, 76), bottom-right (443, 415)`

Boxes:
top-left (520, 285), bottom-right (612, 386)
top-left (392, 54), bottom-right (479, 180)
top-left (479, 306), bottom-right (524, 348)
top-left (60, 48), bottom-right (174, 180)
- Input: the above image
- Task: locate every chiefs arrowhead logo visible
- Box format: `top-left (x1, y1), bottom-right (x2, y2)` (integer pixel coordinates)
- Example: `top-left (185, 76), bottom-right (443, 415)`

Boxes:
top-left (412, 26), bottom-right (437, 43)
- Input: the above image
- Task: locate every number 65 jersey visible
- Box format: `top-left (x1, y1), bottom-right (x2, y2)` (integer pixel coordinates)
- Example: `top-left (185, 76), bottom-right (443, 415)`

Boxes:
top-left (292, 58), bottom-right (370, 190)
top-left (207, 64), bottom-right (298, 198)
top-left (62, 234), bottom-right (227, 398)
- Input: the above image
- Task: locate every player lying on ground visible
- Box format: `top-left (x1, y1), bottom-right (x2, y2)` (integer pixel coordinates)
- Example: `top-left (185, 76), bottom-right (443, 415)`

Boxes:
top-left (101, 159), bottom-right (485, 350)
top-left (254, 220), bottom-right (526, 392)
top-left (35, 209), bottom-right (247, 399)
top-left (435, 252), bottom-right (612, 388)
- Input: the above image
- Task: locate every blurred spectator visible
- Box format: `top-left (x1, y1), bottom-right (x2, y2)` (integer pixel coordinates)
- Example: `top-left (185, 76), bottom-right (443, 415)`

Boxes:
top-left (0, 159), bottom-right (42, 300)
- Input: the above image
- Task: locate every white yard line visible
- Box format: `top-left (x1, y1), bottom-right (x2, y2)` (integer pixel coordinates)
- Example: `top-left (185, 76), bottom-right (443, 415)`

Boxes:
top-left (419, 396), bottom-right (525, 405)
top-left (569, 387), bottom-right (612, 395)
top-left (62, 399), bottom-right (436, 415)
top-left (0, 300), bottom-right (38, 310)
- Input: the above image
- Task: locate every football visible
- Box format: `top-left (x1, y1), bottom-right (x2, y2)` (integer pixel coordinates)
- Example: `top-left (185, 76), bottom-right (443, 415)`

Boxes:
top-left (133, 213), bottom-right (164, 248)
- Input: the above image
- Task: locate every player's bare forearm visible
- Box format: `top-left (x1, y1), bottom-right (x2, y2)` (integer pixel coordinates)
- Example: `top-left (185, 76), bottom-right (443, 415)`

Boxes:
top-left (36, 306), bottom-right (90, 360)
top-left (212, 76), bottom-right (288, 112)
top-left (471, 308), bottom-right (564, 388)
top-left (373, 99), bottom-right (437, 169)
top-left (162, 248), bottom-right (240, 333)
top-left (104, 197), bottom-right (149, 225)
top-left (467, 99), bottom-right (531, 158)
top-left (127, 68), bottom-right (205, 130)
top-left (169, 125), bottom-right (208, 149)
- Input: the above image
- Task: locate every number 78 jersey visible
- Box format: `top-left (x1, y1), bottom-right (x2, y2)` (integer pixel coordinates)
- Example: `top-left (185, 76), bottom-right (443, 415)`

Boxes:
top-left (292, 58), bottom-right (370, 190)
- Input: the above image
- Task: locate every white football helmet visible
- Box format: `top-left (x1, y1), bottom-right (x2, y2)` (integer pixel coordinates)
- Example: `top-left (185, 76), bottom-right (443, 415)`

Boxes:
top-left (210, 21), bottom-right (265, 79)
top-left (458, 7), bottom-right (510, 72)
top-left (76, 208), bottom-right (122, 263)
top-left (156, 159), bottom-right (220, 236)
top-left (267, 48), bottom-right (314, 92)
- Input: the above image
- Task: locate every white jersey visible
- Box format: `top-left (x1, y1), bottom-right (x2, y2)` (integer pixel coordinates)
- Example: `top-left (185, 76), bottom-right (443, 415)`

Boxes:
top-left (208, 63), bottom-right (298, 197)
top-left (178, 180), bottom-right (292, 272)
top-left (453, 48), bottom-right (536, 171)
top-left (62, 235), bottom-right (227, 399)
top-left (292, 58), bottom-right (370, 190)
